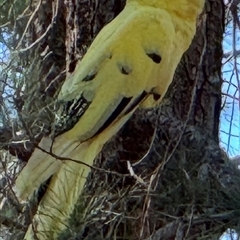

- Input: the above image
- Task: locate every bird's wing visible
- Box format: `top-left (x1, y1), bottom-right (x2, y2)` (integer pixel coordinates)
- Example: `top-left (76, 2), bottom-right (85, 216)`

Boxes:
top-left (55, 5), bottom-right (176, 142)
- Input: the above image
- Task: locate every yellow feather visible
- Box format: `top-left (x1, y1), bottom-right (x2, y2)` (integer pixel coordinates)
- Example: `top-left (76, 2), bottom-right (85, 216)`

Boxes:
top-left (15, 0), bottom-right (205, 238)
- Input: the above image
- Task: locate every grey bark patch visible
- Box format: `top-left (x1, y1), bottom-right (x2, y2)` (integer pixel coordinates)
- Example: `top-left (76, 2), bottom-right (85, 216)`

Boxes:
top-left (53, 95), bottom-right (91, 137)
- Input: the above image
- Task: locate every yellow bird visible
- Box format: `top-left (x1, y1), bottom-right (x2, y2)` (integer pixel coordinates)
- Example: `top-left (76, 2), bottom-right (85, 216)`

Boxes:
top-left (15, 0), bottom-right (205, 238)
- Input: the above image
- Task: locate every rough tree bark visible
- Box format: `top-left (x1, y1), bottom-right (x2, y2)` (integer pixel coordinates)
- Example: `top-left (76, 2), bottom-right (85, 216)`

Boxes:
top-left (1, 0), bottom-right (240, 239)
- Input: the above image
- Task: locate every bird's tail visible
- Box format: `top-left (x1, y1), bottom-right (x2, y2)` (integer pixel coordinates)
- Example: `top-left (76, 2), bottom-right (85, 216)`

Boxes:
top-left (21, 112), bottom-right (132, 239)
top-left (23, 140), bottom-right (95, 239)
top-left (14, 135), bottom-right (81, 201)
